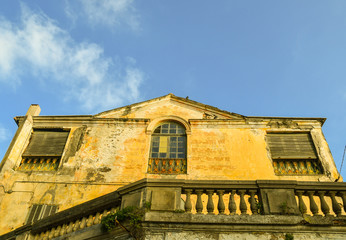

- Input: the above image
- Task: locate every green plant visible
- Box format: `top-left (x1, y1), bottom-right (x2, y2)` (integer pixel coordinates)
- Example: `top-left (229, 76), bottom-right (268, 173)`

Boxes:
top-left (254, 198), bottom-right (264, 214)
top-left (101, 206), bottom-right (145, 235)
top-left (143, 201), bottom-right (151, 210)
top-left (285, 233), bottom-right (294, 240)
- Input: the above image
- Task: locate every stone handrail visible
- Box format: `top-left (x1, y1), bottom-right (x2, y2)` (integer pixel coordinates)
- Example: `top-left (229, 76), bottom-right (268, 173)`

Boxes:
top-left (295, 181), bottom-right (346, 217)
top-left (181, 180), bottom-right (259, 215)
top-left (1, 179), bottom-right (346, 240)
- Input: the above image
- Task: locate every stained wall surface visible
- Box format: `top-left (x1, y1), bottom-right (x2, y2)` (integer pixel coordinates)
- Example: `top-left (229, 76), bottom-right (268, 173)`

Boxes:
top-left (0, 94), bottom-right (340, 234)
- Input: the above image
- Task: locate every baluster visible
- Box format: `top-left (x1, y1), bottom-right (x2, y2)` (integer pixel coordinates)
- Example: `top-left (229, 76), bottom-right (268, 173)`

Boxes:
top-left (296, 191), bottom-right (307, 215)
top-left (248, 190), bottom-right (258, 215)
top-left (307, 191), bottom-right (319, 216)
top-left (228, 190), bottom-right (237, 215)
top-left (101, 209), bottom-right (108, 219)
top-left (33, 234), bottom-right (40, 240)
top-left (43, 228), bottom-right (55, 239)
top-left (206, 190), bottom-right (215, 214)
top-left (87, 214), bottom-right (94, 227)
top-left (48, 228), bottom-right (55, 239)
top-left (100, 209), bottom-right (108, 222)
top-left (55, 226), bottom-right (61, 237)
top-left (339, 192), bottom-right (346, 213)
top-left (66, 221), bottom-right (74, 234)
top-left (318, 191), bottom-right (331, 216)
top-left (195, 190), bottom-right (204, 214)
top-left (39, 232), bottom-right (45, 240)
top-left (94, 212), bottom-right (101, 224)
top-left (184, 189), bottom-right (192, 213)
top-left (73, 219), bottom-right (81, 232)
top-left (80, 217), bottom-right (87, 229)
top-left (329, 191), bottom-right (342, 216)
top-left (43, 230), bottom-right (49, 240)
top-left (238, 190), bottom-right (248, 215)
top-left (110, 207), bottom-right (117, 214)
top-left (54, 226), bottom-right (61, 237)
top-left (217, 190), bottom-right (225, 215)
top-left (60, 223), bottom-right (67, 236)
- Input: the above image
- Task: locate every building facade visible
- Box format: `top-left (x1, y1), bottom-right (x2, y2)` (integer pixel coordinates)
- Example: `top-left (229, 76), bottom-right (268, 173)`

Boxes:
top-left (0, 94), bottom-right (345, 239)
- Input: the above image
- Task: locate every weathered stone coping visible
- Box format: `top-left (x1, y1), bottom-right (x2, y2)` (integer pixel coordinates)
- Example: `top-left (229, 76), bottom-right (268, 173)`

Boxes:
top-left (1, 178), bottom-right (346, 239)
top-left (31, 191), bottom-right (121, 235)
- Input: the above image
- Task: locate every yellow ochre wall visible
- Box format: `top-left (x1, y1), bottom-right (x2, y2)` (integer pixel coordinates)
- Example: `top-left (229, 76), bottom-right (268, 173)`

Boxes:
top-left (0, 95), bottom-right (340, 234)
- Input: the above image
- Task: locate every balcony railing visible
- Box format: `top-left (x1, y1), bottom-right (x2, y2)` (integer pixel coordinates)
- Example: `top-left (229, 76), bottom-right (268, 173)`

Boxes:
top-left (147, 158), bottom-right (187, 174)
top-left (1, 179), bottom-right (346, 240)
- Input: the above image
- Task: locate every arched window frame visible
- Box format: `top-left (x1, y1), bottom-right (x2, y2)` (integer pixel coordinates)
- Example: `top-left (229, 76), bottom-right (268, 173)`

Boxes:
top-left (146, 116), bottom-right (190, 174)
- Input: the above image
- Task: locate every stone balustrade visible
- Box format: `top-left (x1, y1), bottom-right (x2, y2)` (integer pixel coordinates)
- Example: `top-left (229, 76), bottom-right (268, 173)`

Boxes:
top-left (295, 182), bottom-right (346, 217)
top-left (183, 188), bottom-right (260, 215)
top-left (1, 179), bottom-right (346, 240)
top-left (32, 207), bottom-right (117, 240)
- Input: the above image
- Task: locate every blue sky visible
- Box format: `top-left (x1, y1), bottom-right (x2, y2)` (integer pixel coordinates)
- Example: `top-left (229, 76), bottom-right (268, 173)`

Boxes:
top-left (0, 1), bottom-right (345, 178)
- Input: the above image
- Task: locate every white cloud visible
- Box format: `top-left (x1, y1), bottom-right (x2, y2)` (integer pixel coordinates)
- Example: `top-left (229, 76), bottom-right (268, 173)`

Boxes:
top-left (0, 5), bottom-right (144, 111)
top-left (67, 0), bottom-right (140, 31)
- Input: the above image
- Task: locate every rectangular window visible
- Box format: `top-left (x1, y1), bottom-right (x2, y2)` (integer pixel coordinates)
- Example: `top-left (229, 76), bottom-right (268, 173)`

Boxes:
top-left (18, 129), bottom-right (69, 171)
top-left (25, 204), bottom-right (58, 224)
top-left (267, 132), bottom-right (323, 175)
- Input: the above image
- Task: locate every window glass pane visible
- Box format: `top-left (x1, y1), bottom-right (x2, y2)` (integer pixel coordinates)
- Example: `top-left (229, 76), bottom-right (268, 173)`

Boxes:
top-left (154, 126), bottom-right (161, 133)
top-left (150, 122), bottom-right (186, 160)
top-left (159, 136), bottom-right (168, 153)
top-left (177, 127), bottom-right (185, 134)
top-left (169, 124), bottom-right (176, 133)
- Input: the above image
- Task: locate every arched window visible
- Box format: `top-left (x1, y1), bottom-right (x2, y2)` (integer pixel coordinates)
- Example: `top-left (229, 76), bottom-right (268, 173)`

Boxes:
top-left (148, 122), bottom-right (187, 174)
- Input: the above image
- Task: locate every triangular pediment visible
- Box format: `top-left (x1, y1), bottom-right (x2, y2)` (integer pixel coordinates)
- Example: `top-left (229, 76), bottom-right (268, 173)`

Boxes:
top-left (94, 94), bottom-right (244, 120)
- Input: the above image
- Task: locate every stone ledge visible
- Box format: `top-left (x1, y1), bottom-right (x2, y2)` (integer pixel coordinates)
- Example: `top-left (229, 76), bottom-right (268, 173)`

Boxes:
top-left (142, 212), bottom-right (346, 234)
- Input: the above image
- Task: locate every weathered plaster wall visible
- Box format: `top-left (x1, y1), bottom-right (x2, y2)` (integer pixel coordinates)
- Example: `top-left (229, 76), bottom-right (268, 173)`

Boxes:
top-left (0, 97), bottom-right (341, 235)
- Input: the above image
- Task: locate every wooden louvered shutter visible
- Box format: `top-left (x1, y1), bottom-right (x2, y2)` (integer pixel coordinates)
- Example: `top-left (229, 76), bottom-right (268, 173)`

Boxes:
top-left (22, 130), bottom-right (69, 157)
top-left (267, 133), bottom-right (317, 159)
top-left (26, 204), bottom-right (58, 224)
top-left (26, 204), bottom-right (40, 224)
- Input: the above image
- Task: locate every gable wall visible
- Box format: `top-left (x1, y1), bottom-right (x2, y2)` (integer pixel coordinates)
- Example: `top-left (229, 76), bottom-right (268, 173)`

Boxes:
top-left (0, 100), bottom-right (340, 235)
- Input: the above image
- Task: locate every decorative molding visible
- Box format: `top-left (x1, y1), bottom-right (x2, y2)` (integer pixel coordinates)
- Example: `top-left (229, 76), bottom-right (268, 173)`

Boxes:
top-left (267, 120), bottom-right (299, 129)
top-left (146, 116), bottom-right (191, 135)
top-left (203, 112), bottom-right (218, 119)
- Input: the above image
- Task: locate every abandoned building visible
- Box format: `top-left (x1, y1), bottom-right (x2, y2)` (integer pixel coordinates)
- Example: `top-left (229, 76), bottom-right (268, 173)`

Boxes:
top-left (0, 93), bottom-right (345, 239)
